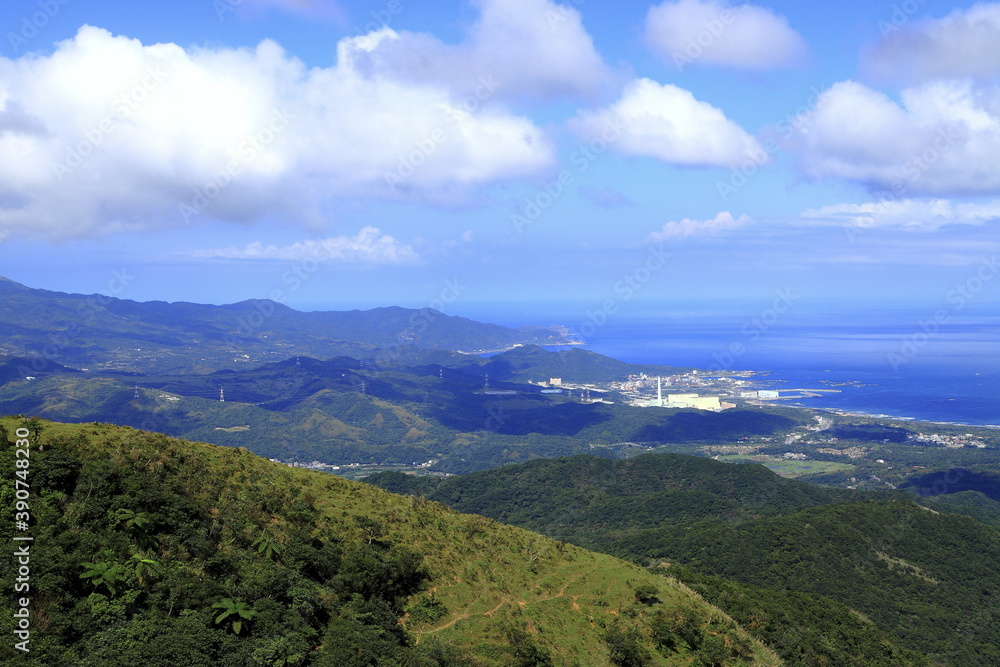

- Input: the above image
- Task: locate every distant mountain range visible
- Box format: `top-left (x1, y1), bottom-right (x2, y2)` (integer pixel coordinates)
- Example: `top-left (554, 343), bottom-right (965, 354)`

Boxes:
top-left (0, 276), bottom-right (577, 374)
top-left (1, 277), bottom-right (733, 471)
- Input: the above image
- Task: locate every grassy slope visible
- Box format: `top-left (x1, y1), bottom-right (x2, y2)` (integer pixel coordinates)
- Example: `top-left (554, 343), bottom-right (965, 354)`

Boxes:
top-left (369, 454), bottom-right (1000, 664)
top-left (0, 418), bottom-right (779, 666)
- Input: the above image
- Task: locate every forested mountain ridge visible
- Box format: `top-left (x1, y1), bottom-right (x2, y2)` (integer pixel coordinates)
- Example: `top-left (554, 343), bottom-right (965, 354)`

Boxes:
top-left (366, 453), bottom-right (1000, 665)
top-left (0, 276), bottom-right (574, 374)
top-left (0, 417), bottom-right (781, 666)
top-left (365, 453), bottom-right (869, 537)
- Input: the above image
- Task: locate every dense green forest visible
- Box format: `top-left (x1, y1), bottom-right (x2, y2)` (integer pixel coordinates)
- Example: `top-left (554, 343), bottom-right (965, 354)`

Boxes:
top-left (628, 500), bottom-right (1000, 664)
top-left (919, 489), bottom-right (1000, 527)
top-left (366, 453), bottom-right (1000, 664)
top-left (0, 418), bottom-right (782, 666)
top-left (664, 568), bottom-right (927, 667)
top-left (1, 419), bottom-right (428, 665)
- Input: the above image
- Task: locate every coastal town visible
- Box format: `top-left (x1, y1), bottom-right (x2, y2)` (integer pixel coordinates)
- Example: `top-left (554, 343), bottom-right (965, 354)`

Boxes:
top-left (530, 369), bottom-right (820, 411)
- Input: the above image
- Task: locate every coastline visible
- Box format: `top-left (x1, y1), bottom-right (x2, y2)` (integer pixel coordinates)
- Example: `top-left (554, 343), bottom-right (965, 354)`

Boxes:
top-left (775, 401), bottom-right (1000, 430)
top-left (549, 339), bottom-right (1000, 428)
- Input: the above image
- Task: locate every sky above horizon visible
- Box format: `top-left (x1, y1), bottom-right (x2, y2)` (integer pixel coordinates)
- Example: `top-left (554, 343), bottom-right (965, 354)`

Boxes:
top-left (1, 0), bottom-right (999, 325)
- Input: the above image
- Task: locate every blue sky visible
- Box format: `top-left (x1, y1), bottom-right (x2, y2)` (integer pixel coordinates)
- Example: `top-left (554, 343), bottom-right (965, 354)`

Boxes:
top-left (1, 0), bottom-right (998, 324)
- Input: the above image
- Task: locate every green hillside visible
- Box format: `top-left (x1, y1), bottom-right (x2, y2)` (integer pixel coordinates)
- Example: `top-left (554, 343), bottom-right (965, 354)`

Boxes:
top-left (631, 500), bottom-right (1000, 665)
top-left (920, 490), bottom-right (1000, 527)
top-left (0, 362), bottom-right (797, 473)
top-left (365, 454), bottom-right (864, 549)
top-left (0, 417), bottom-right (779, 666)
top-left (663, 568), bottom-right (927, 667)
top-left (366, 453), bottom-right (1000, 664)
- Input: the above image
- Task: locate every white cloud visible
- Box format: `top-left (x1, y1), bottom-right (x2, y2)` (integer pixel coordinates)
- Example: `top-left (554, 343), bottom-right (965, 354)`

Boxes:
top-left (646, 0), bottom-right (806, 71)
top-left (351, 0), bottom-right (613, 100)
top-left (570, 78), bottom-right (763, 168)
top-left (648, 211), bottom-right (750, 240)
top-left (193, 226), bottom-right (422, 264)
top-left (865, 3), bottom-right (1000, 83)
top-left (801, 199), bottom-right (1000, 231)
top-left (783, 79), bottom-right (1000, 196)
top-left (0, 25), bottom-right (555, 241)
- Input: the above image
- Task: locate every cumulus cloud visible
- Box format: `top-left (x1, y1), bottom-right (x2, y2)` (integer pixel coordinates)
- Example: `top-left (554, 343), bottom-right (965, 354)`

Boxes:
top-left (350, 0), bottom-right (613, 100)
top-left (801, 199), bottom-right (1000, 231)
top-left (0, 25), bottom-right (555, 241)
top-left (865, 3), bottom-right (1000, 83)
top-left (192, 226), bottom-right (422, 264)
top-left (646, 0), bottom-right (806, 71)
top-left (648, 211), bottom-right (750, 240)
top-left (570, 78), bottom-right (763, 168)
top-left (783, 79), bottom-right (1000, 196)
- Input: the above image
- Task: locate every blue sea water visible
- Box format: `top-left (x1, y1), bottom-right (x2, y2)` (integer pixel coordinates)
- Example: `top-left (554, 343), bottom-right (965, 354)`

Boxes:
top-left (459, 300), bottom-right (1000, 427)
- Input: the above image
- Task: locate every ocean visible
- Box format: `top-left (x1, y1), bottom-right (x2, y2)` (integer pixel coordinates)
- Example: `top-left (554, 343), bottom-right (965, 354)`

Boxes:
top-left (459, 299), bottom-right (1000, 427)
